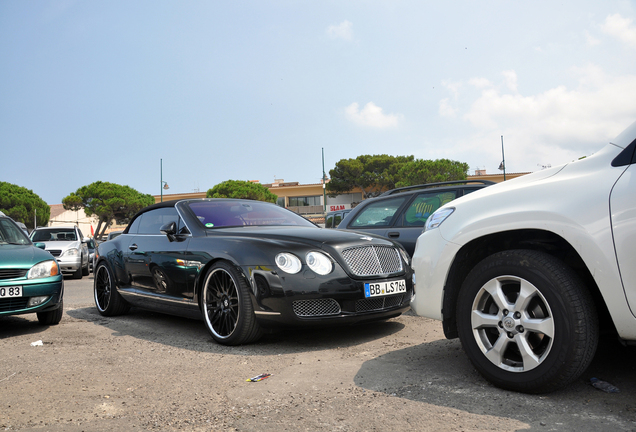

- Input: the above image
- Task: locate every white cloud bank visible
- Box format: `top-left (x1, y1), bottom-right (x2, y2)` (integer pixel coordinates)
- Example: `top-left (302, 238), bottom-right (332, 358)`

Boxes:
top-left (344, 102), bottom-right (401, 128)
top-left (438, 67), bottom-right (636, 173)
top-left (327, 20), bottom-right (353, 41)
top-left (601, 13), bottom-right (636, 49)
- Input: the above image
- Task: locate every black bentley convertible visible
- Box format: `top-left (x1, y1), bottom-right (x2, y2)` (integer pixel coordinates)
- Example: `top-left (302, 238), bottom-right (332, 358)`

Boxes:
top-left (94, 199), bottom-right (414, 345)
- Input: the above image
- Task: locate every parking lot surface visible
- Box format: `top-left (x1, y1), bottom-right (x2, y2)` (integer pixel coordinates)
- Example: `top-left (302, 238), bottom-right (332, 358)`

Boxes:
top-left (1, 276), bottom-right (635, 431)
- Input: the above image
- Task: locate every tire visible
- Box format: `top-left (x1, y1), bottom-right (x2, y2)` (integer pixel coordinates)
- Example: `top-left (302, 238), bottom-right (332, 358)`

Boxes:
top-left (456, 249), bottom-right (598, 394)
top-left (201, 261), bottom-right (262, 345)
top-left (82, 255), bottom-right (89, 276)
top-left (72, 264), bottom-right (83, 280)
top-left (94, 262), bottom-right (130, 316)
top-left (37, 300), bottom-right (63, 325)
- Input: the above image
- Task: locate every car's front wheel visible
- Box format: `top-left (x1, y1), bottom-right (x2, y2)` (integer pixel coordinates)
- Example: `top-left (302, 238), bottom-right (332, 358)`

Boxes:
top-left (94, 262), bottom-right (129, 316)
top-left (201, 261), bottom-right (262, 345)
top-left (456, 249), bottom-right (598, 393)
top-left (37, 300), bottom-right (63, 325)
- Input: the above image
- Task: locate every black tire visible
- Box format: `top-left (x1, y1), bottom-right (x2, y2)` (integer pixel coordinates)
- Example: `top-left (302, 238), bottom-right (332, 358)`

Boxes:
top-left (94, 262), bottom-right (130, 316)
top-left (82, 255), bottom-right (90, 276)
top-left (37, 300), bottom-right (63, 325)
top-left (201, 261), bottom-right (262, 345)
top-left (72, 264), bottom-right (83, 280)
top-left (456, 249), bottom-right (598, 394)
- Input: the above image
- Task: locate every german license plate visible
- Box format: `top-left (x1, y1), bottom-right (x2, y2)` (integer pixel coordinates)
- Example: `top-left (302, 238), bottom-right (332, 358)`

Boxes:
top-left (364, 280), bottom-right (406, 298)
top-left (0, 286), bottom-right (22, 298)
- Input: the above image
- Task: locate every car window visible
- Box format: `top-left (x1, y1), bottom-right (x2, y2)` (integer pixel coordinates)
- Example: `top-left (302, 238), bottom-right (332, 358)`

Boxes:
top-left (136, 208), bottom-right (180, 234)
top-left (400, 191), bottom-right (457, 227)
top-left (0, 219), bottom-right (31, 245)
top-left (325, 214), bottom-right (334, 228)
top-left (31, 228), bottom-right (75, 241)
top-left (349, 197), bottom-right (407, 228)
top-left (188, 201), bottom-right (315, 228)
top-left (334, 213), bottom-right (343, 227)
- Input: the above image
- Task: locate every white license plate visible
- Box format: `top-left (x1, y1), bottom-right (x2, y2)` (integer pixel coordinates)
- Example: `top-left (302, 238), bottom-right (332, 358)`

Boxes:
top-left (364, 280), bottom-right (406, 298)
top-left (0, 286), bottom-right (22, 298)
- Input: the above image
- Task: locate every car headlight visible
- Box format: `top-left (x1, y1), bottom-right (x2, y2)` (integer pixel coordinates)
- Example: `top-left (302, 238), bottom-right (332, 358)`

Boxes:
top-left (27, 260), bottom-right (59, 279)
top-left (425, 207), bottom-right (455, 231)
top-left (399, 248), bottom-right (410, 266)
top-left (60, 247), bottom-right (79, 258)
top-left (306, 251), bottom-right (333, 275)
top-left (275, 253), bottom-right (302, 274)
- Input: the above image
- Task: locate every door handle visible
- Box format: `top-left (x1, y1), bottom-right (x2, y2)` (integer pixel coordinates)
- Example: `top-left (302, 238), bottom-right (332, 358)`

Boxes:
top-left (388, 232), bottom-right (400, 238)
top-left (129, 244), bottom-right (138, 251)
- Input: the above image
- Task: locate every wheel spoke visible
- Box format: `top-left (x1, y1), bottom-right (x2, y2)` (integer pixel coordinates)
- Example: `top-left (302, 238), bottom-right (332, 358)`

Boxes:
top-left (482, 278), bottom-right (511, 311)
top-left (484, 333), bottom-right (510, 365)
top-left (522, 316), bottom-right (554, 338)
top-left (515, 279), bottom-right (537, 312)
top-left (471, 309), bottom-right (500, 329)
top-left (514, 333), bottom-right (541, 369)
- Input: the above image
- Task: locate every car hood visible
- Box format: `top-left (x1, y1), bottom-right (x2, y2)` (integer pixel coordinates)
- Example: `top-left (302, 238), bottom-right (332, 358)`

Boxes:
top-left (208, 226), bottom-right (398, 250)
top-left (38, 240), bottom-right (80, 250)
top-left (0, 244), bottom-right (55, 269)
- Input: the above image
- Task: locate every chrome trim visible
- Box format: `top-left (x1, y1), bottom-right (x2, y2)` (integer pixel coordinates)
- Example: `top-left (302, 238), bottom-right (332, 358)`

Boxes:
top-left (254, 310), bottom-right (281, 316)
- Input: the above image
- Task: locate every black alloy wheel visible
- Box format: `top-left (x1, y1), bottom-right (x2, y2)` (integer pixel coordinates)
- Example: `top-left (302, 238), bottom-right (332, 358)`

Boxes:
top-left (201, 261), bottom-right (262, 345)
top-left (456, 249), bottom-right (598, 393)
top-left (94, 262), bottom-right (129, 316)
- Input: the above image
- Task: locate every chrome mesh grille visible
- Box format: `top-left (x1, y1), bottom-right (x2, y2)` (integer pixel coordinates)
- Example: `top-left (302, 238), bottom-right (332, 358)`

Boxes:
top-left (0, 269), bottom-right (27, 280)
top-left (341, 246), bottom-right (403, 276)
top-left (356, 294), bottom-right (404, 313)
top-left (293, 298), bottom-right (341, 317)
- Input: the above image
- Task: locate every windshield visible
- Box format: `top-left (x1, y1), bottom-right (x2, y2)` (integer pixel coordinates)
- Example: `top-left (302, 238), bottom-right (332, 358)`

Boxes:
top-left (188, 200), bottom-right (315, 228)
top-left (31, 228), bottom-right (77, 242)
top-left (0, 218), bottom-right (31, 245)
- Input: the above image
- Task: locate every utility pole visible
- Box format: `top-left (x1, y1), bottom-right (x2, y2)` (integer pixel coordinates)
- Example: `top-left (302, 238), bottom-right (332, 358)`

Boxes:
top-left (322, 148), bottom-right (327, 212)
top-left (501, 135), bottom-right (506, 181)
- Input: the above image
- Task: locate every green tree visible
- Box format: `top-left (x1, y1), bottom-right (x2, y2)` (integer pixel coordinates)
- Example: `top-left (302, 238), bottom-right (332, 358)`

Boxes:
top-left (327, 154), bottom-right (414, 199)
top-left (395, 159), bottom-right (470, 187)
top-left (0, 182), bottom-right (50, 229)
top-left (206, 180), bottom-right (278, 203)
top-left (62, 181), bottom-right (155, 239)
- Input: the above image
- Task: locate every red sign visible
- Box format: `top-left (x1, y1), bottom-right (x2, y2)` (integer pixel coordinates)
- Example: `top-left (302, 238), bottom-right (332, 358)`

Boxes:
top-left (329, 205), bottom-right (346, 212)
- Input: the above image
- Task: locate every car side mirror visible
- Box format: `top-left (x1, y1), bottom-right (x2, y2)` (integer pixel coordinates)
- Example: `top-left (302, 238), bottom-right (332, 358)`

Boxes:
top-left (34, 242), bottom-right (46, 250)
top-left (160, 221), bottom-right (178, 241)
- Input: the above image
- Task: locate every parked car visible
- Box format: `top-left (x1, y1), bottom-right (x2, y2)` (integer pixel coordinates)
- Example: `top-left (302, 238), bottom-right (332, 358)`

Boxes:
top-left (0, 211), bottom-right (64, 325)
top-left (30, 225), bottom-right (90, 279)
top-left (15, 221), bottom-right (29, 235)
top-left (337, 180), bottom-right (494, 256)
top-left (324, 208), bottom-right (352, 228)
top-left (93, 199), bottom-right (413, 345)
top-left (85, 238), bottom-right (97, 272)
top-left (106, 231), bottom-right (123, 241)
top-left (410, 120), bottom-right (636, 393)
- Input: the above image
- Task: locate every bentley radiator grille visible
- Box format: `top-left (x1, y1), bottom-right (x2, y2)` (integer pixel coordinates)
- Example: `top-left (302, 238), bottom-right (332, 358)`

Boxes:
top-left (293, 298), bottom-right (341, 317)
top-left (0, 297), bottom-right (29, 312)
top-left (356, 294), bottom-right (404, 313)
top-left (0, 269), bottom-right (27, 280)
top-left (341, 245), bottom-right (403, 276)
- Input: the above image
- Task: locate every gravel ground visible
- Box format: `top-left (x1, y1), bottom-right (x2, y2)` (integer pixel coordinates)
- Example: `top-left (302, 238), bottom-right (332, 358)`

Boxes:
top-left (1, 277), bottom-right (635, 432)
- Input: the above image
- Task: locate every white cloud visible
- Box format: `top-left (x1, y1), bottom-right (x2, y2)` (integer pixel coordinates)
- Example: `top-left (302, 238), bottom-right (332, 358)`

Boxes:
top-left (601, 13), bottom-right (636, 48)
top-left (327, 20), bottom-right (353, 41)
top-left (344, 102), bottom-right (401, 128)
top-left (438, 67), bottom-right (636, 173)
top-left (585, 30), bottom-right (601, 46)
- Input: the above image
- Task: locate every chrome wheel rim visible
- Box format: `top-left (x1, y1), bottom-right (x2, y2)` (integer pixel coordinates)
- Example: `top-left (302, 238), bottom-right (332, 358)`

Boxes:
top-left (471, 275), bottom-right (555, 372)
top-left (203, 268), bottom-right (240, 339)
top-left (94, 265), bottom-right (112, 311)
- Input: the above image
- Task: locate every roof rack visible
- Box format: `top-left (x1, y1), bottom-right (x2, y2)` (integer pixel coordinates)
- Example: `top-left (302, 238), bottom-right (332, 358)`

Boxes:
top-left (378, 179), bottom-right (496, 197)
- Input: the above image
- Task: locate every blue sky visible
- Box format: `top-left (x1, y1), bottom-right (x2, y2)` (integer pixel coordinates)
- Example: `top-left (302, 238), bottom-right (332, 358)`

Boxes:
top-left (2, 1), bottom-right (636, 204)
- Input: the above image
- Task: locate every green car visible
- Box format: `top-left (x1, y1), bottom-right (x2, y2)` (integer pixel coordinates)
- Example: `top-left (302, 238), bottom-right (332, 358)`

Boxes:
top-left (0, 212), bottom-right (64, 325)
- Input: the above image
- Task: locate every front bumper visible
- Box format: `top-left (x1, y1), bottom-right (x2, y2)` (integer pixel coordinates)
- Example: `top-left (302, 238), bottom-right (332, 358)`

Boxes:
top-left (0, 276), bottom-right (64, 317)
top-left (55, 256), bottom-right (81, 273)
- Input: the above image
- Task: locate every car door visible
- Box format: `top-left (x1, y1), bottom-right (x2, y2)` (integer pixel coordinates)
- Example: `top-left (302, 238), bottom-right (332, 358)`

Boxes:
top-left (125, 207), bottom-right (192, 300)
top-left (610, 162), bottom-right (636, 317)
top-left (344, 196), bottom-right (409, 243)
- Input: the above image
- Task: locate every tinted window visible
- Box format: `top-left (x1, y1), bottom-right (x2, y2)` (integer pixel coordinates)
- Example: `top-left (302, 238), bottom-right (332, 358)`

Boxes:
top-left (401, 191), bottom-right (456, 227)
top-left (137, 208), bottom-right (180, 234)
top-left (188, 200), bottom-right (315, 228)
top-left (325, 214), bottom-right (334, 228)
top-left (349, 197), bottom-right (407, 228)
top-left (0, 219), bottom-right (30, 245)
top-left (31, 228), bottom-right (75, 241)
top-left (334, 213), bottom-right (343, 227)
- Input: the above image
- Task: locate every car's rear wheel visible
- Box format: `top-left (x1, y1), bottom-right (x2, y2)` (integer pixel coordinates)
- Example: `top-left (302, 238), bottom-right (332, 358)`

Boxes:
top-left (456, 249), bottom-right (598, 393)
top-left (201, 261), bottom-right (262, 345)
top-left (37, 300), bottom-right (63, 325)
top-left (94, 262), bottom-right (129, 316)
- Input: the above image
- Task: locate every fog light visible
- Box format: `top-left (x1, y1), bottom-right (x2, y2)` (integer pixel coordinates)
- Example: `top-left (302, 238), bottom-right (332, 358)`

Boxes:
top-left (27, 296), bottom-right (49, 307)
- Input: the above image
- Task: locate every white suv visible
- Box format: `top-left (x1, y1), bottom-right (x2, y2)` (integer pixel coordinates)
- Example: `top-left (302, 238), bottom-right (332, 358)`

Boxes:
top-left (30, 225), bottom-right (90, 279)
top-left (411, 120), bottom-right (636, 393)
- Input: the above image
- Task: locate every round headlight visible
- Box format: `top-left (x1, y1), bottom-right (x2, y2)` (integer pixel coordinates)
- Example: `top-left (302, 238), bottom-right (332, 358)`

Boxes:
top-left (275, 253), bottom-right (302, 274)
top-left (306, 251), bottom-right (333, 275)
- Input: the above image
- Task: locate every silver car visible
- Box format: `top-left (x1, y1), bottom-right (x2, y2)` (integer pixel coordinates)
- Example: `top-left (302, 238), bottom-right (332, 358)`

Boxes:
top-left (30, 226), bottom-right (90, 279)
